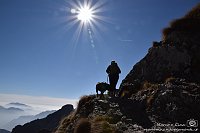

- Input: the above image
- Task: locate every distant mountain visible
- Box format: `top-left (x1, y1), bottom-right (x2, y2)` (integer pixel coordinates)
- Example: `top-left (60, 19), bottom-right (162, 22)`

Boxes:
top-left (4, 110), bottom-right (56, 131)
top-left (0, 129), bottom-right (10, 133)
top-left (0, 106), bottom-right (24, 113)
top-left (34, 110), bottom-right (56, 118)
top-left (5, 103), bottom-right (32, 111)
top-left (12, 104), bottom-right (74, 133)
top-left (0, 106), bottom-right (24, 130)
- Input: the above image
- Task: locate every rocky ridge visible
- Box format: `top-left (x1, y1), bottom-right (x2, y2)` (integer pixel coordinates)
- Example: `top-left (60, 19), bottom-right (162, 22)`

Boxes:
top-left (121, 3), bottom-right (200, 86)
top-left (56, 78), bottom-right (200, 133)
top-left (12, 104), bottom-right (73, 133)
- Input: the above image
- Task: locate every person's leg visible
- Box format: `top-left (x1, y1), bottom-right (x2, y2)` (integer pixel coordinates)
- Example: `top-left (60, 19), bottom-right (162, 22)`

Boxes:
top-left (109, 74), bottom-right (119, 97)
top-left (113, 75), bottom-right (119, 97)
top-left (113, 75), bottom-right (119, 89)
top-left (109, 75), bottom-right (115, 96)
top-left (109, 75), bottom-right (114, 90)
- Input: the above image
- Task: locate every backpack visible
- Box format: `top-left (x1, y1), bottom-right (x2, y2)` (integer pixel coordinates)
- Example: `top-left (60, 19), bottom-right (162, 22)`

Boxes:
top-left (110, 63), bottom-right (120, 74)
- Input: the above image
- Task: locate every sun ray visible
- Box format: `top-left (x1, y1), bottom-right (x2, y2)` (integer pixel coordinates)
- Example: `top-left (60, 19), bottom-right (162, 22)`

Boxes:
top-left (71, 21), bottom-right (84, 53)
top-left (63, 0), bottom-right (111, 63)
top-left (90, 0), bottom-right (108, 13)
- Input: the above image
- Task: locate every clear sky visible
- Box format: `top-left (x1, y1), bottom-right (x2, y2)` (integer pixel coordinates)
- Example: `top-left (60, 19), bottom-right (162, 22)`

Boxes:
top-left (0, 0), bottom-right (199, 101)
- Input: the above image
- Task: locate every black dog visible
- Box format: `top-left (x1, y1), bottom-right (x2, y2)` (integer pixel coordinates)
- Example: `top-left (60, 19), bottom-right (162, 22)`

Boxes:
top-left (96, 82), bottom-right (110, 98)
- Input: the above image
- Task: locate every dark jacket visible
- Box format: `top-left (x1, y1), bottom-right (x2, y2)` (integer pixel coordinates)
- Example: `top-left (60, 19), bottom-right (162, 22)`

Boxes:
top-left (106, 63), bottom-right (121, 75)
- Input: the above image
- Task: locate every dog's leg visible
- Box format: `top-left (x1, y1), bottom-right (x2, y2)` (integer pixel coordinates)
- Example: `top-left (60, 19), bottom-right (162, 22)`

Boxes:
top-left (100, 91), bottom-right (104, 99)
top-left (96, 88), bottom-right (99, 97)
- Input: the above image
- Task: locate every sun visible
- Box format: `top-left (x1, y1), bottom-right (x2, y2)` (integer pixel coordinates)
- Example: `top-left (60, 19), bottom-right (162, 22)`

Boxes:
top-left (66, 0), bottom-right (109, 62)
top-left (77, 6), bottom-right (93, 22)
top-left (67, 0), bottom-right (109, 46)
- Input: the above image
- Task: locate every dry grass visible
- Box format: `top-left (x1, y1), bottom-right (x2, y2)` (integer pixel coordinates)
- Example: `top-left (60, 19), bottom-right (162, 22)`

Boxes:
top-left (162, 3), bottom-right (200, 40)
top-left (91, 116), bottom-right (116, 133)
top-left (93, 115), bottom-right (118, 124)
top-left (185, 3), bottom-right (200, 19)
top-left (146, 94), bottom-right (156, 111)
top-left (55, 111), bottom-right (75, 133)
top-left (55, 95), bottom-right (95, 133)
top-left (119, 82), bottom-right (140, 98)
top-left (140, 81), bottom-right (160, 110)
top-left (142, 81), bottom-right (153, 90)
top-left (76, 95), bottom-right (95, 114)
top-left (56, 95), bottom-right (116, 133)
top-left (142, 81), bottom-right (158, 89)
top-left (165, 77), bottom-right (176, 83)
top-left (74, 118), bottom-right (91, 133)
top-left (56, 113), bottom-right (116, 133)
top-left (162, 18), bottom-right (200, 38)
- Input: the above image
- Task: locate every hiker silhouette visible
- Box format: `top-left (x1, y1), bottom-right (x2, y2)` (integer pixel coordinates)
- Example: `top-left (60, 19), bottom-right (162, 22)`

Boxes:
top-left (106, 61), bottom-right (121, 96)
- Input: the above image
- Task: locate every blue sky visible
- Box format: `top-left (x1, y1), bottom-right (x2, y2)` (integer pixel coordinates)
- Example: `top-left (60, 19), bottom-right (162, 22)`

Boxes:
top-left (0, 0), bottom-right (199, 100)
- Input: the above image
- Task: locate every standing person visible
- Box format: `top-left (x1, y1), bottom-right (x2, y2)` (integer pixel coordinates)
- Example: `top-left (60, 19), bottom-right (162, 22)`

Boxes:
top-left (106, 60), bottom-right (121, 96)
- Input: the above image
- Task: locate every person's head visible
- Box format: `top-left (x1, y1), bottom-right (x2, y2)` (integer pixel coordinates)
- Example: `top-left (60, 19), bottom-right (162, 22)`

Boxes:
top-left (111, 60), bottom-right (116, 64)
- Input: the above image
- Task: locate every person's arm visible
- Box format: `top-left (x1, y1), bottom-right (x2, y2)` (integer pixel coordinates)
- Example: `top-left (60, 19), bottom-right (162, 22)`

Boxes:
top-left (106, 66), bottom-right (110, 74)
top-left (118, 66), bottom-right (121, 74)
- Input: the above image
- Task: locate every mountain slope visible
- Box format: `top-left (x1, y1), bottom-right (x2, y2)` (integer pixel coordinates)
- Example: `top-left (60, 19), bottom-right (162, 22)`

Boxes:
top-left (12, 104), bottom-right (73, 133)
top-left (120, 3), bottom-right (200, 87)
top-left (56, 79), bottom-right (200, 132)
top-left (55, 3), bottom-right (200, 133)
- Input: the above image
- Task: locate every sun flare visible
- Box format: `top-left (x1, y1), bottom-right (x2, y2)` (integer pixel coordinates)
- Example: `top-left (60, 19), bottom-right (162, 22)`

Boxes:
top-left (77, 6), bottom-right (93, 22)
top-left (67, 0), bottom-right (109, 48)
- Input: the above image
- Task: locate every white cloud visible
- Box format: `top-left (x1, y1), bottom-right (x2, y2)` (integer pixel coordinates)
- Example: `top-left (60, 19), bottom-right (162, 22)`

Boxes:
top-left (0, 93), bottom-right (78, 112)
top-left (118, 39), bottom-right (133, 42)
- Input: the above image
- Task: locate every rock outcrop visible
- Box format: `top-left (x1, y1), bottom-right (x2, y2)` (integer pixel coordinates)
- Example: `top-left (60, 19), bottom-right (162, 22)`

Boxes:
top-left (12, 104), bottom-right (73, 133)
top-left (133, 78), bottom-right (200, 127)
top-left (121, 3), bottom-right (200, 87)
top-left (56, 78), bottom-right (200, 132)
top-left (56, 95), bottom-right (144, 133)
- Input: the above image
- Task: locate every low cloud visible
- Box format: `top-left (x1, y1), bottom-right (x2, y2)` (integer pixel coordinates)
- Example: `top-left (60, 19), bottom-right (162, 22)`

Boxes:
top-left (0, 93), bottom-right (78, 112)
